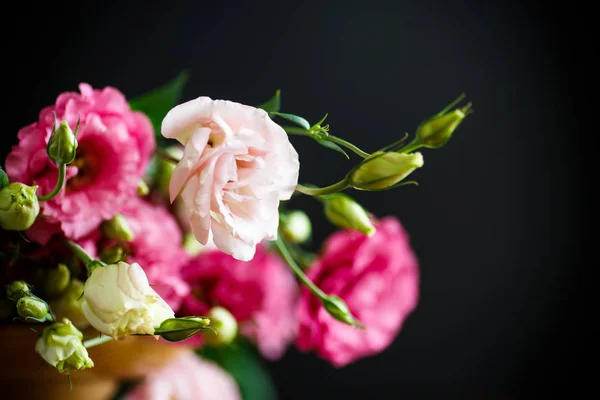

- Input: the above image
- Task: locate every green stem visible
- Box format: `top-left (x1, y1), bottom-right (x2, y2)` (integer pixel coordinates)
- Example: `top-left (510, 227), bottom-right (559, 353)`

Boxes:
top-left (295, 180), bottom-right (349, 196)
top-left (66, 240), bottom-right (105, 275)
top-left (37, 163), bottom-right (66, 201)
top-left (283, 126), bottom-right (371, 159)
top-left (398, 138), bottom-right (423, 154)
top-left (275, 236), bottom-right (327, 301)
top-left (83, 335), bottom-right (113, 349)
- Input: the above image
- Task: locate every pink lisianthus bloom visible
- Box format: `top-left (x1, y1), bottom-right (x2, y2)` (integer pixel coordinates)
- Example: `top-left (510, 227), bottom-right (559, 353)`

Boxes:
top-left (296, 217), bottom-right (419, 367)
top-left (5, 84), bottom-right (154, 242)
top-left (180, 246), bottom-right (297, 360)
top-left (125, 352), bottom-right (240, 400)
top-left (162, 97), bottom-right (299, 261)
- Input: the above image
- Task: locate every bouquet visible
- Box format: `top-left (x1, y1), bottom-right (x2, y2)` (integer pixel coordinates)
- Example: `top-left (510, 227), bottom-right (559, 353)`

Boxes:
top-left (0, 73), bottom-right (471, 399)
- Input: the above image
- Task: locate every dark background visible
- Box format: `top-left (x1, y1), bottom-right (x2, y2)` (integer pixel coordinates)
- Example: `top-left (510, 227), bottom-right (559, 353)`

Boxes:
top-left (3, 1), bottom-right (588, 398)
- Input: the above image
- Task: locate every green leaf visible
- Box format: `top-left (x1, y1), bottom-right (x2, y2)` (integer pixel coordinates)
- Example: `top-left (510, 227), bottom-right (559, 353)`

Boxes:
top-left (0, 167), bottom-right (8, 190)
top-left (129, 71), bottom-right (189, 144)
top-left (314, 137), bottom-right (350, 159)
top-left (257, 89), bottom-right (281, 113)
top-left (197, 340), bottom-right (277, 400)
top-left (270, 112), bottom-right (310, 130)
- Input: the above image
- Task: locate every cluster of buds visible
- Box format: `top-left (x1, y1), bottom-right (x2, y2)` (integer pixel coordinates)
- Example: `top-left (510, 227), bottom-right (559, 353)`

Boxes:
top-left (6, 281), bottom-right (53, 323)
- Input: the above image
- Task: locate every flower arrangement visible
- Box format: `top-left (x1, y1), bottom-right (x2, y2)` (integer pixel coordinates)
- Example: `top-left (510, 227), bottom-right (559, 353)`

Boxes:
top-left (0, 73), bottom-right (471, 398)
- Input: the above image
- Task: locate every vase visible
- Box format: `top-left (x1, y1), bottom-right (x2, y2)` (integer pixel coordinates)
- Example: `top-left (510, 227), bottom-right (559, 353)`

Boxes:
top-left (0, 324), bottom-right (189, 400)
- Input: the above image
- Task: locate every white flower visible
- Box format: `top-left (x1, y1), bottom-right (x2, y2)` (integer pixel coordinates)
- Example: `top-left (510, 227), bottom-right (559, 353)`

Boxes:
top-left (81, 261), bottom-right (175, 339)
top-left (35, 318), bottom-right (94, 374)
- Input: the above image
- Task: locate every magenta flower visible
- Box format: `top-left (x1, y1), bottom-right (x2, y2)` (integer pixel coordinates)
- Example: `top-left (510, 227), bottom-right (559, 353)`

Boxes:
top-left (180, 246), bottom-right (297, 360)
top-left (5, 84), bottom-right (154, 242)
top-left (296, 217), bottom-right (419, 367)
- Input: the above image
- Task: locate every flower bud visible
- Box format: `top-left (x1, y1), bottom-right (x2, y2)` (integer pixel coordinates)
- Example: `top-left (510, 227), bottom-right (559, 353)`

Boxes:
top-left (156, 145), bottom-right (184, 195)
top-left (137, 179), bottom-right (150, 196)
top-left (6, 280), bottom-right (32, 302)
top-left (155, 316), bottom-right (212, 342)
top-left (416, 102), bottom-right (472, 149)
top-left (50, 280), bottom-right (89, 329)
top-left (35, 318), bottom-right (94, 374)
top-left (101, 214), bottom-right (135, 241)
top-left (182, 232), bottom-right (204, 256)
top-left (280, 210), bottom-right (312, 243)
top-left (203, 307), bottom-right (238, 346)
top-left (322, 295), bottom-right (364, 329)
top-left (323, 194), bottom-right (375, 236)
top-left (17, 296), bottom-right (51, 323)
top-left (47, 120), bottom-right (78, 164)
top-left (99, 245), bottom-right (125, 264)
top-left (349, 152), bottom-right (423, 191)
top-left (0, 183), bottom-right (40, 230)
top-left (43, 263), bottom-right (71, 297)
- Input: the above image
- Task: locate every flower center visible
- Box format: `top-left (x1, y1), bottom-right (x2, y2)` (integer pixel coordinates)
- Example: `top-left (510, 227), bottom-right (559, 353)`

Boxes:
top-left (66, 145), bottom-right (100, 192)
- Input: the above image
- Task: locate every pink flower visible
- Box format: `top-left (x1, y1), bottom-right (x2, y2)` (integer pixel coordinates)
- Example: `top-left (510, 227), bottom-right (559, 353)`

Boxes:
top-left (125, 352), bottom-right (240, 400)
top-left (180, 246), bottom-right (297, 360)
top-left (296, 217), bottom-right (419, 367)
top-left (162, 97), bottom-right (299, 261)
top-left (5, 84), bottom-right (154, 242)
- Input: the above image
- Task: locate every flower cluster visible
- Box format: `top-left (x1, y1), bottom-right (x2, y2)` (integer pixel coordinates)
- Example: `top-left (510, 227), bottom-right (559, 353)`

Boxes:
top-left (1, 77), bottom-right (470, 394)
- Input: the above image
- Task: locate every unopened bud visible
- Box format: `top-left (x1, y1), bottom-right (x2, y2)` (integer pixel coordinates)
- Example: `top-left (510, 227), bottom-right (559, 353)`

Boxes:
top-left (156, 145), bottom-right (184, 195)
top-left (137, 179), bottom-right (150, 196)
top-left (17, 296), bottom-right (51, 323)
top-left (50, 280), bottom-right (88, 329)
top-left (416, 99), bottom-right (472, 148)
top-left (7, 280), bottom-right (32, 302)
top-left (349, 152), bottom-right (423, 191)
top-left (155, 316), bottom-right (211, 342)
top-left (101, 214), bottom-right (135, 241)
top-left (47, 120), bottom-right (78, 164)
top-left (280, 210), bottom-right (312, 243)
top-left (204, 306), bottom-right (238, 346)
top-left (43, 263), bottom-right (71, 297)
top-left (0, 183), bottom-right (40, 230)
top-left (99, 246), bottom-right (125, 264)
top-left (35, 318), bottom-right (94, 374)
top-left (322, 295), bottom-right (364, 329)
top-left (323, 194), bottom-right (375, 236)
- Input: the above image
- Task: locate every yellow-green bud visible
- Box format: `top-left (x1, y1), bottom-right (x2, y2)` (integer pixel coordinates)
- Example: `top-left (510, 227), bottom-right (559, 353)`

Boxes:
top-left (35, 318), bottom-right (94, 374)
top-left (204, 306), bottom-right (238, 346)
top-left (50, 280), bottom-right (88, 329)
top-left (0, 183), bottom-right (40, 230)
top-left (17, 296), bottom-right (50, 323)
top-left (137, 179), bottom-right (150, 196)
top-left (7, 280), bottom-right (32, 302)
top-left (43, 263), bottom-right (71, 297)
top-left (155, 316), bottom-right (212, 342)
top-left (101, 214), bottom-right (134, 241)
top-left (99, 246), bottom-right (125, 264)
top-left (156, 145), bottom-right (184, 195)
top-left (322, 295), bottom-right (364, 329)
top-left (349, 152), bottom-right (423, 191)
top-left (416, 103), bottom-right (472, 148)
top-left (323, 194), bottom-right (375, 236)
top-left (47, 120), bottom-right (78, 164)
top-left (280, 210), bottom-right (312, 243)
top-left (182, 232), bottom-right (204, 256)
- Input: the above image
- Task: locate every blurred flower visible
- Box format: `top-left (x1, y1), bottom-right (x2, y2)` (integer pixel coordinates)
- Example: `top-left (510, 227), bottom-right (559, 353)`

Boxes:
top-left (101, 214), bottom-right (135, 242)
top-left (180, 246), bottom-right (297, 360)
top-left (5, 84), bottom-right (154, 242)
top-left (43, 263), bottom-right (71, 297)
top-left (125, 352), bottom-right (240, 400)
top-left (162, 97), bottom-right (299, 261)
top-left (81, 261), bottom-right (174, 339)
top-left (280, 210), bottom-right (312, 244)
top-left (50, 279), bottom-right (89, 329)
top-left (35, 318), bottom-right (94, 374)
top-left (0, 183), bottom-right (40, 231)
top-left (296, 217), bottom-right (419, 367)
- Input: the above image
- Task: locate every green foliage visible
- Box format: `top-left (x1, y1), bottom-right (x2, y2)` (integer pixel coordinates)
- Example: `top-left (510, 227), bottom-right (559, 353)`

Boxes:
top-left (257, 89), bottom-right (281, 113)
top-left (0, 167), bottom-right (8, 190)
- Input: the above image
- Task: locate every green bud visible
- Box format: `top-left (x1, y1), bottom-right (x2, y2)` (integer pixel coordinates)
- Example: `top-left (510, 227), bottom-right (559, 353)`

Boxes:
top-left (322, 295), bottom-right (364, 329)
top-left (182, 232), bottom-right (204, 256)
top-left (156, 145), bottom-right (184, 195)
top-left (280, 210), bottom-right (312, 243)
top-left (50, 280), bottom-right (88, 329)
top-left (203, 307), bottom-right (238, 346)
top-left (43, 263), bottom-right (71, 297)
top-left (35, 318), bottom-right (94, 374)
top-left (416, 100), bottom-right (472, 148)
top-left (101, 214), bottom-right (135, 241)
top-left (137, 179), bottom-right (150, 196)
top-left (323, 194), bottom-right (375, 236)
top-left (0, 183), bottom-right (40, 230)
top-left (16, 296), bottom-right (51, 323)
top-left (47, 120), bottom-right (78, 164)
top-left (349, 152), bottom-right (423, 191)
top-left (6, 280), bottom-right (32, 302)
top-left (155, 316), bottom-right (211, 342)
top-left (99, 246), bottom-right (125, 264)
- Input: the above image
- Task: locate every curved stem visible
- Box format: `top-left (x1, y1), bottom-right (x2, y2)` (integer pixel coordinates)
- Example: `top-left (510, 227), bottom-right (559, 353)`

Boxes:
top-left (398, 139), bottom-right (423, 154)
top-left (295, 180), bottom-right (349, 196)
top-left (37, 163), bottom-right (66, 201)
top-left (66, 240), bottom-right (105, 275)
top-left (283, 126), bottom-right (371, 159)
top-left (83, 335), bottom-right (113, 349)
top-left (275, 236), bottom-right (327, 301)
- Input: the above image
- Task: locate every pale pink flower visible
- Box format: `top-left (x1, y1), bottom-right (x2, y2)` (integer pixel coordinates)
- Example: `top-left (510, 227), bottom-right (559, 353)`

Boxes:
top-left (296, 217), bottom-right (419, 367)
top-left (162, 97), bottom-right (299, 261)
top-left (5, 84), bottom-right (154, 242)
top-left (125, 352), bottom-right (240, 400)
top-left (180, 246), bottom-right (297, 360)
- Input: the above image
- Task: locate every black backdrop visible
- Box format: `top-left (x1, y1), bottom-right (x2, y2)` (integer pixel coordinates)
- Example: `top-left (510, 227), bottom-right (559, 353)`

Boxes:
top-left (3, 1), bottom-right (588, 398)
